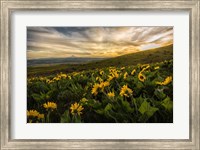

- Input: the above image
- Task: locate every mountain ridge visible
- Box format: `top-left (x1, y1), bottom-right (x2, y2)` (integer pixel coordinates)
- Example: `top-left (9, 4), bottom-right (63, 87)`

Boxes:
top-left (28, 44), bottom-right (173, 76)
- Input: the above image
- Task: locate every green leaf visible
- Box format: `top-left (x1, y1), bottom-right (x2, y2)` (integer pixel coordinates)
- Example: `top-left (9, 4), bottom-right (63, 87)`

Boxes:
top-left (60, 110), bottom-right (71, 123)
top-left (95, 109), bottom-right (104, 115)
top-left (104, 103), bottom-right (112, 112)
top-left (31, 93), bottom-right (42, 101)
top-left (121, 100), bottom-right (134, 113)
top-left (72, 115), bottom-right (81, 123)
top-left (139, 100), bottom-right (158, 118)
top-left (154, 88), bottom-right (166, 100)
top-left (161, 97), bottom-right (173, 111)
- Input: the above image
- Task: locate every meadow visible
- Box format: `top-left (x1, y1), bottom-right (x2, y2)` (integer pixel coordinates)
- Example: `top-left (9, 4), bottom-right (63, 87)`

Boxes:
top-left (27, 45), bottom-right (173, 123)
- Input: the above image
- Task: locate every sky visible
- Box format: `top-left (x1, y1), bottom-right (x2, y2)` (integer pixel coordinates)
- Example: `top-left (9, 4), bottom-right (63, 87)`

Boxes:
top-left (27, 27), bottom-right (173, 59)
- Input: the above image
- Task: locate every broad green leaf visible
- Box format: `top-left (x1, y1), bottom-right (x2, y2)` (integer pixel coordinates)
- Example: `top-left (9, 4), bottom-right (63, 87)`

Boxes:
top-left (70, 114), bottom-right (82, 123)
top-left (161, 97), bottom-right (173, 111)
top-left (139, 100), bottom-right (158, 118)
top-left (73, 115), bottom-right (81, 123)
top-left (121, 100), bottom-right (134, 113)
top-left (95, 109), bottom-right (104, 115)
top-left (154, 88), bottom-right (166, 100)
top-left (60, 110), bottom-right (71, 123)
top-left (31, 93), bottom-right (42, 101)
top-left (104, 103), bottom-right (112, 112)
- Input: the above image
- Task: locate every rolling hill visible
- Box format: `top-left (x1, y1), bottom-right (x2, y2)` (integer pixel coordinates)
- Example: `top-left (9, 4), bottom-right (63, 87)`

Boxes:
top-left (28, 44), bottom-right (173, 77)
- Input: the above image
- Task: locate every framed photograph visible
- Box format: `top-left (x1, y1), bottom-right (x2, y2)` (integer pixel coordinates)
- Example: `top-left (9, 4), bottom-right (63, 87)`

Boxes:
top-left (1, 0), bottom-right (199, 149)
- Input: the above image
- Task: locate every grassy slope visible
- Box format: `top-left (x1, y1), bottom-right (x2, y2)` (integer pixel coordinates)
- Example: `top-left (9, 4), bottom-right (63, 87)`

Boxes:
top-left (28, 44), bottom-right (173, 77)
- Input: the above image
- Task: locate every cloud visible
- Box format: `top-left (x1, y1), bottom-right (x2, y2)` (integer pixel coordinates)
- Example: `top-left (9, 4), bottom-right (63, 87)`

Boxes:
top-left (27, 26), bottom-right (173, 59)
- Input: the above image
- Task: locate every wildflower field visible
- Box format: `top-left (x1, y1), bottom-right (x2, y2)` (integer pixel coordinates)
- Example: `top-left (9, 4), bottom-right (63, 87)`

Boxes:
top-left (27, 60), bottom-right (173, 123)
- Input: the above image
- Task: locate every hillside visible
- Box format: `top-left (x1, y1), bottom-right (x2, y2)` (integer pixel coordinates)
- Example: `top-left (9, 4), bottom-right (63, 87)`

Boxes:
top-left (28, 44), bottom-right (173, 76)
top-left (86, 44), bottom-right (173, 68)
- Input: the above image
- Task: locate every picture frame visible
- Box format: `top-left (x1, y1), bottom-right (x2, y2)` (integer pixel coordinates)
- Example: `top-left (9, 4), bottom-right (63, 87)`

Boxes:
top-left (0, 0), bottom-right (199, 149)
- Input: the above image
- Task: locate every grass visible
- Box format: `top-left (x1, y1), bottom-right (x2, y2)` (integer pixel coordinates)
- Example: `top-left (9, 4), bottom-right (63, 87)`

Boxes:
top-left (28, 44), bottom-right (173, 77)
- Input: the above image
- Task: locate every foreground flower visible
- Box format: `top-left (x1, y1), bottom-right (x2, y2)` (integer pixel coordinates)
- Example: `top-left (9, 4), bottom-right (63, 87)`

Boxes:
top-left (99, 70), bottom-right (104, 75)
top-left (107, 92), bottom-right (115, 98)
top-left (27, 110), bottom-right (40, 117)
top-left (96, 77), bottom-right (103, 82)
top-left (109, 69), bottom-right (119, 79)
top-left (156, 76), bottom-right (172, 85)
top-left (120, 85), bottom-right (133, 97)
top-left (138, 72), bottom-right (146, 82)
top-left (141, 64), bottom-right (150, 69)
top-left (131, 69), bottom-right (136, 75)
top-left (57, 72), bottom-right (67, 78)
top-left (70, 102), bottom-right (84, 115)
top-left (141, 64), bottom-right (150, 73)
top-left (53, 76), bottom-right (60, 81)
top-left (46, 79), bottom-right (54, 84)
top-left (108, 75), bottom-right (114, 81)
top-left (103, 81), bottom-right (110, 87)
top-left (27, 110), bottom-right (44, 121)
top-left (43, 102), bottom-right (57, 111)
top-left (121, 67), bottom-right (125, 70)
top-left (37, 114), bottom-right (44, 119)
top-left (98, 81), bottom-right (110, 91)
top-left (91, 83), bottom-right (99, 96)
top-left (112, 72), bottom-right (119, 78)
top-left (123, 72), bottom-right (128, 79)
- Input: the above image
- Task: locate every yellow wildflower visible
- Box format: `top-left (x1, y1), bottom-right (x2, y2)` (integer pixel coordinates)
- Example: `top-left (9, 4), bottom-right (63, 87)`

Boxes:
top-left (27, 110), bottom-right (39, 117)
top-left (154, 66), bottom-right (160, 70)
top-left (141, 64), bottom-right (149, 69)
top-left (99, 81), bottom-right (110, 91)
top-left (96, 77), bottom-right (103, 82)
top-left (113, 72), bottom-right (119, 78)
top-left (43, 102), bottom-right (57, 111)
top-left (80, 98), bottom-right (88, 103)
top-left (109, 68), bottom-right (119, 79)
top-left (138, 72), bottom-right (146, 82)
top-left (60, 73), bottom-right (67, 78)
top-left (111, 72), bottom-right (119, 78)
top-left (99, 82), bottom-right (103, 89)
top-left (99, 70), bottom-right (104, 75)
top-left (91, 83), bottom-right (99, 96)
top-left (109, 72), bottom-right (119, 79)
top-left (39, 77), bottom-right (46, 81)
top-left (70, 102), bottom-right (84, 115)
top-left (123, 72), bottom-right (128, 79)
top-left (156, 76), bottom-right (172, 85)
top-left (103, 81), bottom-right (110, 87)
top-left (27, 110), bottom-right (44, 122)
top-left (37, 114), bottom-right (44, 119)
top-left (131, 69), bottom-right (136, 75)
top-left (53, 77), bottom-right (60, 81)
top-left (144, 64), bottom-right (150, 70)
top-left (46, 79), bottom-right (54, 84)
top-left (107, 92), bottom-right (115, 98)
top-left (121, 67), bottom-right (125, 70)
top-left (120, 85), bottom-right (133, 97)
top-left (108, 75), bottom-right (114, 81)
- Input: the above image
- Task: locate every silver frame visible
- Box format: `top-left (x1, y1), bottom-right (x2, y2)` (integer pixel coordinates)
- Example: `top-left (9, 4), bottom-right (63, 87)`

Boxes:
top-left (1, 0), bottom-right (199, 149)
